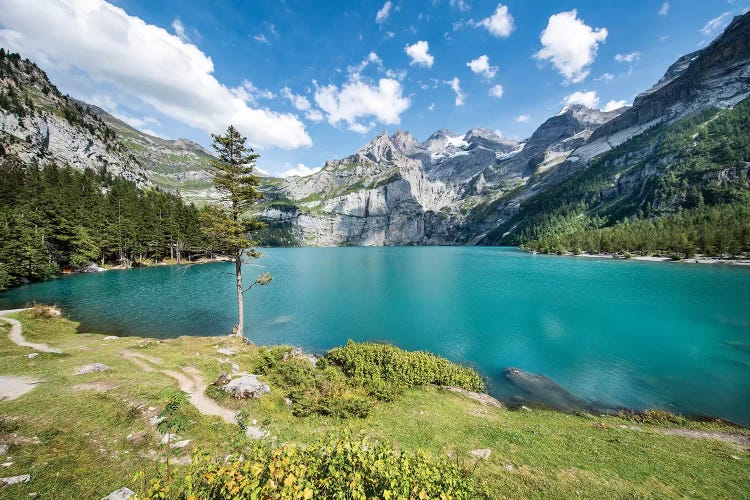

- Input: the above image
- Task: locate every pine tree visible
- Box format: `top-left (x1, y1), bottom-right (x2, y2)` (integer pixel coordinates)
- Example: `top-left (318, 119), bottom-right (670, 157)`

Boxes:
top-left (202, 125), bottom-right (271, 339)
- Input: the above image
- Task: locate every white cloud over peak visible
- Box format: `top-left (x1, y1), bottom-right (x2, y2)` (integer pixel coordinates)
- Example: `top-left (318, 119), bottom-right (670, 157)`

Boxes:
top-left (444, 77), bottom-right (465, 106)
top-left (602, 99), bottom-right (628, 112)
top-left (405, 40), bottom-right (434, 67)
top-left (466, 55), bottom-right (497, 79)
top-left (700, 12), bottom-right (732, 35)
top-left (489, 84), bottom-right (503, 98)
top-left (562, 90), bottom-right (599, 108)
top-left (314, 73), bottom-right (410, 134)
top-left (515, 114), bottom-right (530, 123)
top-left (659, 2), bottom-right (670, 16)
top-left (615, 51), bottom-right (641, 63)
top-left (376, 1), bottom-right (392, 24)
top-left (279, 163), bottom-right (322, 178)
top-left (476, 4), bottom-right (514, 38)
top-left (0, 0), bottom-right (311, 149)
top-left (534, 10), bottom-right (608, 84)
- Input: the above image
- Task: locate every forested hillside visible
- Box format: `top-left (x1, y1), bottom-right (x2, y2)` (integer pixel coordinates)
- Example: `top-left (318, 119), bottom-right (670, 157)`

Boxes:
top-left (0, 156), bottom-right (217, 290)
top-left (495, 98), bottom-right (750, 257)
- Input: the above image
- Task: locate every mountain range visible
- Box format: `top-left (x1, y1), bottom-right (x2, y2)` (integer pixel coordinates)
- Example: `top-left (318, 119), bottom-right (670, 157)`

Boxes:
top-left (1, 12), bottom-right (749, 248)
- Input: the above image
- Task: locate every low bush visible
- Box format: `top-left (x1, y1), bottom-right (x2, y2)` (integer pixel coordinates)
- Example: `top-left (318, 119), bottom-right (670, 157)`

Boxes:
top-left (326, 340), bottom-right (484, 400)
top-left (618, 408), bottom-right (687, 426)
top-left (254, 346), bottom-right (373, 419)
top-left (144, 434), bottom-right (475, 499)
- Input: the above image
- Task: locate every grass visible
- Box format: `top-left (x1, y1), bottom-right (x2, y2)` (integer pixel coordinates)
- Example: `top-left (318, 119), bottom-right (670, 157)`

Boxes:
top-left (0, 311), bottom-right (748, 498)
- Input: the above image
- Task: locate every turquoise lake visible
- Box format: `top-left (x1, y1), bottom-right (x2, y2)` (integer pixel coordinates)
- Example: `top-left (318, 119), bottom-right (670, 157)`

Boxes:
top-left (2, 247), bottom-right (749, 425)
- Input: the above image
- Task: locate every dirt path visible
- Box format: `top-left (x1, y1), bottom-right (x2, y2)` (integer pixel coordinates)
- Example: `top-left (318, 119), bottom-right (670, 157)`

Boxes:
top-left (119, 350), bottom-right (158, 372)
top-left (657, 428), bottom-right (750, 448)
top-left (0, 309), bottom-right (62, 354)
top-left (622, 425), bottom-right (750, 449)
top-left (162, 367), bottom-right (238, 425)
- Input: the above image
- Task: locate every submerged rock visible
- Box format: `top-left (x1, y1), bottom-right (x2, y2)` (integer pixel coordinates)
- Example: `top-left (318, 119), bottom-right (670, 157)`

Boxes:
top-left (223, 374), bottom-right (270, 399)
top-left (505, 368), bottom-right (597, 414)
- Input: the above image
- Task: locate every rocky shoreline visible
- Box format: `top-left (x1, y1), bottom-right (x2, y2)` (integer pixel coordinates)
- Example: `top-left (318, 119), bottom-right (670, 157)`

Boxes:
top-left (530, 250), bottom-right (750, 266)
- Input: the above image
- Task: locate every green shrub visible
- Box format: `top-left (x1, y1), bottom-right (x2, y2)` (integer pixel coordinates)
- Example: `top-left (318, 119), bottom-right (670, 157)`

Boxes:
top-left (255, 346), bottom-right (373, 419)
top-left (326, 340), bottom-right (484, 400)
top-left (144, 434), bottom-right (475, 499)
top-left (618, 408), bottom-right (687, 426)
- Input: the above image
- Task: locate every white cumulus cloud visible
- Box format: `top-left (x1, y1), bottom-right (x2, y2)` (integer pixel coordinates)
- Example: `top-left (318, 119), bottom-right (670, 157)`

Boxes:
top-left (376, 1), bottom-right (392, 24)
top-left (281, 87), bottom-right (311, 111)
top-left (466, 54), bottom-right (497, 79)
top-left (516, 114), bottom-right (530, 123)
top-left (305, 109), bottom-right (324, 122)
top-left (534, 10), bottom-right (608, 84)
top-left (444, 77), bottom-right (465, 106)
top-left (314, 74), bottom-right (410, 133)
top-left (476, 4), bottom-right (514, 38)
top-left (602, 99), bottom-right (628, 112)
top-left (489, 84), bottom-right (503, 98)
top-left (405, 40), bottom-right (434, 67)
top-left (0, 0), bottom-right (311, 149)
top-left (279, 163), bottom-right (322, 178)
top-left (562, 90), bottom-right (599, 109)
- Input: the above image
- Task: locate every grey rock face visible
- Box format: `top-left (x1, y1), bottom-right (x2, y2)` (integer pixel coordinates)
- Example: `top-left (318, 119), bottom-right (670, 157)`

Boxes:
top-left (102, 487), bottom-right (135, 500)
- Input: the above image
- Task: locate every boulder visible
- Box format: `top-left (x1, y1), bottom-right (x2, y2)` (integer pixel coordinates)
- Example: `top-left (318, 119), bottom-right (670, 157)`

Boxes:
top-left (75, 363), bottom-right (112, 375)
top-left (212, 373), bottom-right (231, 388)
top-left (1, 474), bottom-right (30, 485)
top-left (223, 374), bottom-right (270, 399)
top-left (0, 444), bottom-right (7, 455)
top-left (81, 262), bottom-right (107, 273)
top-left (102, 487), bottom-right (135, 500)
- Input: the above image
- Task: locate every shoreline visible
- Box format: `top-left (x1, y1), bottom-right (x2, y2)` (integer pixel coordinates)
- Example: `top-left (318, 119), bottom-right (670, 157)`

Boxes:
top-left (528, 250), bottom-right (750, 266)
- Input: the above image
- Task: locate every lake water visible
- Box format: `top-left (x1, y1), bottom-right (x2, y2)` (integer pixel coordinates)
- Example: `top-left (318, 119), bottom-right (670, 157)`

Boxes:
top-left (2, 247), bottom-right (749, 425)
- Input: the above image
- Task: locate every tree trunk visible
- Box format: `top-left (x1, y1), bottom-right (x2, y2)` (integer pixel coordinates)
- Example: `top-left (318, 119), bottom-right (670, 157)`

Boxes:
top-left (235, 254), bottom-right (244, 338)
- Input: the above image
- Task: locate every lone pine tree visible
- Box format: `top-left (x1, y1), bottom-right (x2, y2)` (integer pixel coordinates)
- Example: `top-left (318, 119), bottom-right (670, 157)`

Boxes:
top-left (203, 125), bottom-right (271, 339)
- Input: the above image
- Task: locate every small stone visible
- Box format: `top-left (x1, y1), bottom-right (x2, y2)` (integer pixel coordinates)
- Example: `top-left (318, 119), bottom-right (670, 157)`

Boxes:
top-left (103, 336), bottom-right (119, 341)
top-left (1, 474), bottom-right (30, 485)
top-left (216, 347), bottom-right (236, 356)
top-left (245, 427), bottom-right (269, 439)
top-left (284, 398), bottom-right (293, 407)
top-left (170, 440), bottom-right (191, 449)
top-left (503, 463), bottom-right (515, 471)
top-left (75, 363), bottom-right (112, 375)
top-left (149, 415), bottom-right (164, 426)
top-left (213, 373), bottom-right (231, 388)
top-left (102, 487), bottom-right (135, 500)
top-left (521, 405), bottom-right (532, 412)
top-left (251, 419), bottom-right (257, 426)
top-left (126, 432), bottom-right (148, 446)
top-left (223, 374), bottom-right (270, 399)
top-left (160, 434), bottom-right (180, 444)
top-left (27, 353), bottom-right (38, 359)
top-left (731, 455), bottom-right (741, 460)
top-left (0, 444), bottom-right (8, 455)
top-left (1, 462), bottom-right (12, 467)
top-left (469, 448), bottom-right (491, 460)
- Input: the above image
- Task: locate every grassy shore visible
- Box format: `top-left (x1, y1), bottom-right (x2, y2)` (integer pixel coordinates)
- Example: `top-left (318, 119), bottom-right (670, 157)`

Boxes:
top-left (0, 310), bottom-right (748, 498)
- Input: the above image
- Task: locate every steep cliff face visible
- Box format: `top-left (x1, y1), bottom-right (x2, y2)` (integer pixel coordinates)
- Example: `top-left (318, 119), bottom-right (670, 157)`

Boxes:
top-left (0, 52), bottom-right (151, 185)
top-left (0, 50), bottom-right (218, 202)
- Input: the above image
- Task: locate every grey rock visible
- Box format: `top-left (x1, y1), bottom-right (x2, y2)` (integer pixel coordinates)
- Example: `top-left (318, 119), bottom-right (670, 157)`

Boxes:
top-left (26, 353), bottom-right (38, 359)
top-left (216, 347), bottom-right (236, 356)
top-left (223, 374), bottom-right (270, 399)
top-left (0, 444), bottom-right (7, 455)
top-left (469, 449), bottom-right (491, 459)
top-left (170, 440), bottom-right (191, 449)
top-left (75, 363), bottom-right (112, 375)
top-left (245, 426), bottom-right (270, 439)
top-left (102, 487), bottom-right (135, 500)
top-left (1, 474), bottom-right (30, 485)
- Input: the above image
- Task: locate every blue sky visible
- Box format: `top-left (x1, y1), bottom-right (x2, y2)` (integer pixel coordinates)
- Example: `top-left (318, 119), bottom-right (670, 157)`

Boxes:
top-left (0, 0), bottom-right (748, 176)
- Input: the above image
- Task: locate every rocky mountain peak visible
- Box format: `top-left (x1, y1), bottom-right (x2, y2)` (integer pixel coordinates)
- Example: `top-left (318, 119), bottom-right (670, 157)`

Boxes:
top-left (356, 131), bottom-right (401, 163)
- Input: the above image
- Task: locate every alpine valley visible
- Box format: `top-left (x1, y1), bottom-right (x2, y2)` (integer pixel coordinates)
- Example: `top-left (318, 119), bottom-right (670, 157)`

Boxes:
top-left (2, 13), bottom-right (750, 250)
